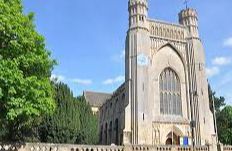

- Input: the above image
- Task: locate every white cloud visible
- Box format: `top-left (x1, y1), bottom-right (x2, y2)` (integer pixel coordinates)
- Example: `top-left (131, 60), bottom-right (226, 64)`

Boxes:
top-left (72, 79), bottom-right (92, 85)
top-left (212, 57), bottom-right (231, 66)
top-left (223, 37), bottom-right (232, 47)
top-left (50, 74), bottom-right (65, 82)
top-left (206, 67), bottom-right (220, 78)
top-left (213, 71), bottom-right (232, 105)
top-left (120, 50), bottom-right (125, 59)
top-left (51, 74), bottom-right (93, 85)
top-left (217, 71), bottom-right (232, 88)
top-left (103, 75), bottom-right (125, 85)
top-left (112, 50), bottom-right (125, 63)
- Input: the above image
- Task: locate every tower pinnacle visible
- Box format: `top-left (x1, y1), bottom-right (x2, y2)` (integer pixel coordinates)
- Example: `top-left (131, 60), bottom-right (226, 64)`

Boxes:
top-left (128, 0), bottom-right (148, 30)
top-left (179, 8), bottom-right (199, 38)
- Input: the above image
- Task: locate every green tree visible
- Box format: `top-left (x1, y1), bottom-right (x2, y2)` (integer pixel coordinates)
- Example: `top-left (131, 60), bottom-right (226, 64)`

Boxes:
top-left (39, 82), bottom-right (81, 144)
top-left (208, 84), bottom-right (232, 145)
top-left (208, 84), bottom-right (226, 113)
top-left (39, 82), bottom-right (99, 144)
top-left (0, 0), bottom-right (56, 141)
top-left (77, 96), bottom-right (99, 144)
top-left (217, 106), bottom-right (232, 145)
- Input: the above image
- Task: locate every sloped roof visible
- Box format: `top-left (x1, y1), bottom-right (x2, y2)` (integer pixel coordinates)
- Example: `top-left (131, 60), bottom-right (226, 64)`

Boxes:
top-left (83, 91), bottom-right (112, 107)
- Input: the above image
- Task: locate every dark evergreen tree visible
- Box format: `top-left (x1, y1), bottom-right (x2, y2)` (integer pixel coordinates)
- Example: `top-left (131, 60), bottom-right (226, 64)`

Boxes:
top-left (77, 96), bottom-right (99, 144)
top-left (208, 84), bottom-right (231, 145)
top-left (39, 82), bottom-right (99, 144)
top-left (39, 82), bottom-right (81, 143)
top-left (208, 84), bottom-right (226, 113)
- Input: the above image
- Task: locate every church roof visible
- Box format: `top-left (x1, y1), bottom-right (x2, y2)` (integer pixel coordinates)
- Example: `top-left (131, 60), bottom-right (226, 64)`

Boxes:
top-left (83, 91), bottom-right (112, 108)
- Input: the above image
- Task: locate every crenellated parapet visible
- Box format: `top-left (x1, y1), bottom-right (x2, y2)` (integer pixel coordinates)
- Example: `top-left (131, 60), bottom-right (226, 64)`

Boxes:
top-left (129, 0), bottom-right (148, 9)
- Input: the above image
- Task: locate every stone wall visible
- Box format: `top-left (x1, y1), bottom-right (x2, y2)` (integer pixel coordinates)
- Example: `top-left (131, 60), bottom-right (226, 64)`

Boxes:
top-left (223, 146), bottom-right (232, 151)
top-left (0, 143), bottom-right (124, 151)
top-left (0, 143), bottom-right (231, 151)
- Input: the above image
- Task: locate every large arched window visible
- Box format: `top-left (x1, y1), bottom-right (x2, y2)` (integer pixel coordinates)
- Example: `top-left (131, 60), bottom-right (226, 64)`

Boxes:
top-left (159, 68), bottom-right (182, 115)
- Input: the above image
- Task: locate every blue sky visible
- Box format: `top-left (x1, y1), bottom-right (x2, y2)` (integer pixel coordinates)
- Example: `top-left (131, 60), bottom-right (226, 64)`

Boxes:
top-left (23, 0), bottom-right (232, 105)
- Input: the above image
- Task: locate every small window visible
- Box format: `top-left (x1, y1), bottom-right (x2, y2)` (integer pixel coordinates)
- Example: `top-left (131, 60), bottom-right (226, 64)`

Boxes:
top-left (122, 94), bottom-right (125, 100)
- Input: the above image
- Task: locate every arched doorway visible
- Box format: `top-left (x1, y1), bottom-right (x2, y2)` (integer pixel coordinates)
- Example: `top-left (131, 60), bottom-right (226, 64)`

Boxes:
top-left (165, 132), bottom-right (180, 145)
top-left (166, 138), bottom-right (172, 145)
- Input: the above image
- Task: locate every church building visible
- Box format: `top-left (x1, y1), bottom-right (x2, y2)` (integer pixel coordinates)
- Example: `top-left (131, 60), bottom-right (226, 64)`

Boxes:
top-left (86, 0), bottom-right (216, 146)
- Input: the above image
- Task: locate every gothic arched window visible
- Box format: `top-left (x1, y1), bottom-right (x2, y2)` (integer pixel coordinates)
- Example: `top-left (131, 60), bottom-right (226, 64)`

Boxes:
top-left (159, 68), bottom-right (182, 115)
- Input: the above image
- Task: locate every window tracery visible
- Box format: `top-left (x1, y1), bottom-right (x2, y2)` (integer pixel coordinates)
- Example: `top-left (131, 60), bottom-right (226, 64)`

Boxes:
top-left (159, 68), bottom-right (182, 115)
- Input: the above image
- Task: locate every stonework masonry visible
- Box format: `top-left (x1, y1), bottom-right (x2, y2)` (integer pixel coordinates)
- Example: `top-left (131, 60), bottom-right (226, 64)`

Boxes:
top-left (0, 1), bottom-right (226, 151)
top-left (97, 0), bottom-right (216, 147)
top-left (0, 143), bottom-right (231, 151)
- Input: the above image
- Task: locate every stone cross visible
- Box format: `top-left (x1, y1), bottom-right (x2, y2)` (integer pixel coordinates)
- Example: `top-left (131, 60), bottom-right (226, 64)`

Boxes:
top-left (184, 0), bottom-right (189, 9)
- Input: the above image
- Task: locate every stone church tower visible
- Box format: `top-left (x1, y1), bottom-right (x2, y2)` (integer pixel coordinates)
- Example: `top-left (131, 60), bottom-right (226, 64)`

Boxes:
top-left (97, 0), bottom-right (216, 146)
top-left (124, 0), bottom-right (215, 145)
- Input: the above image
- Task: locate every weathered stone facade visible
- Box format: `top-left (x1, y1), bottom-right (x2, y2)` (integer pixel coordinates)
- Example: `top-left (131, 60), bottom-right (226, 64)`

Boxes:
top-left (99, 84), bottom-right (126, 145)
top-left (95, 0), bottom-right (216, 147)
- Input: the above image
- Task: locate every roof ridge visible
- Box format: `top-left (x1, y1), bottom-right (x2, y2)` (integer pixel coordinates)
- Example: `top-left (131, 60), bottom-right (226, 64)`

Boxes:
top-left (84, 91), bottom-right (112, 95)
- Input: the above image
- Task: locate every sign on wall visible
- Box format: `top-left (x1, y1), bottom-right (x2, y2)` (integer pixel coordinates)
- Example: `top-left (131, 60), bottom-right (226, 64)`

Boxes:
top-left (180, 137), bottom-right (189, 146)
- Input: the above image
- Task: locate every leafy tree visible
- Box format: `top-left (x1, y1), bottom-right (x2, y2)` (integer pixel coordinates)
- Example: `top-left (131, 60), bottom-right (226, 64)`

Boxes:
top-left (208, 84), bottom-right (226, 113)
top-left (0, 0), bottom-right (56, 141)
top-left (208, 84), bottom-right (232, 145)
top-left (217, 106), bottom-right (232, 145)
